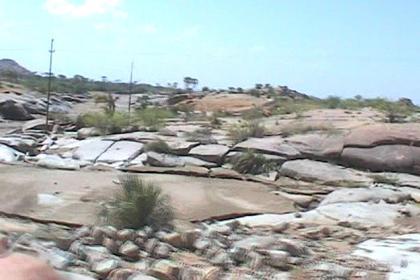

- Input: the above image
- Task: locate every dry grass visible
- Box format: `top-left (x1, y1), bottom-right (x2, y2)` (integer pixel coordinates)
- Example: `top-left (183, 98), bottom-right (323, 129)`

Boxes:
top-left (280, 121), bottom-right (337, 137)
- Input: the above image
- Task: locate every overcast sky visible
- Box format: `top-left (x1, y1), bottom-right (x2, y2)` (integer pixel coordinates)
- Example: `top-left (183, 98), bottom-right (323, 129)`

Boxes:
top-left (0, 0), bottom-right (419, 102)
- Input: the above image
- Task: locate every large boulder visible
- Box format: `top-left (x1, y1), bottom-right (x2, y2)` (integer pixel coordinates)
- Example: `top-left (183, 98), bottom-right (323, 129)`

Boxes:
top-left (96, 141), bottom-right (144, 163)
top-left (189, 144), bottom-right (229, 163)
top-left (279, 159), bottom-right (371, 184)
top-left (341, 145), bottom-right (420, 174)
top-left (234, 136), bottom-right (301, 158)
top-left (320, 187), bottom-right (410, 206)
top-left (0, 99), bottom-right (33, 120)
top-left (285, 133), bottom-right (344, 159)
top-left (344, 123), bottom-right (420, 148)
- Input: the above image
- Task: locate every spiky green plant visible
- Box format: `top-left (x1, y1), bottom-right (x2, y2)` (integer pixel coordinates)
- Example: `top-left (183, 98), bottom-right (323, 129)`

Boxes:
top-left (102, 175), bottom-right (174, 229)
top-left (231, 150), bottom-right (274, 174)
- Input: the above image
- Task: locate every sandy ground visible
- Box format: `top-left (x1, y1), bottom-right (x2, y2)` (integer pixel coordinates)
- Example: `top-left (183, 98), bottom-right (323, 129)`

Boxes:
top-left (0, 164), bottom-right (294, 225)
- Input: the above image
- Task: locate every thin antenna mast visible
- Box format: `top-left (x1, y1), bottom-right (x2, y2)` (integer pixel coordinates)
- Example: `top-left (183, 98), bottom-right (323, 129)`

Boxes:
top-left (45, 38), bottom-right (55, 132)
top-left (128, 61), bottom-right (134, 124)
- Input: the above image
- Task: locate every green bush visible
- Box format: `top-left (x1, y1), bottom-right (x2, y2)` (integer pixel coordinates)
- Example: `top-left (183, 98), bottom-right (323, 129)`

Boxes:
top-left (367, 98), bottom-right (413, 123)
top-left (228, 121), bottom-right (265, 144)
top-left (243, 107), bottom-right (264, 120)
top-left (77, 111), bottom-right (129, 134)
top-left (231, 150), bottom-right (274, 174)
top-left (185, 127), bottom-right (215, 143)
top-left (135, 107), bottom-right (174, 131)
top-left (101, 175), bottom-right (174, 229)
top-left (144, 139), bottom-right (171, 154)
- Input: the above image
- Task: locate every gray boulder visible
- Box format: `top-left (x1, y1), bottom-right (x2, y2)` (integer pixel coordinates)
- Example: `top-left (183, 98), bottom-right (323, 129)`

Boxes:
top-left (280, 159), bottom-right (371, 184)
top-left (189, 144), bottom-right (229, 163)
top-left (234, 136), bottom-right (301, 158)
top-left (341, 145), bottom-right (420, 174)
top-left (0, 99), bottom-right (33, 120)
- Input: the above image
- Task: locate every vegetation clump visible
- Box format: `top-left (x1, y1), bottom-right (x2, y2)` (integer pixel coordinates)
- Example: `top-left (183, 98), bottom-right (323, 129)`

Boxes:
top-left (228, 121), bottom-right (265, 144)
top-left (280, 121), bottom-right (337, 137)
top-left (144, 139), bottom-right (172, 154)
top-left (77, 111), bottom-right (129, 135)
top-left (231, 150), bottom-right (274, 174)
top-left (135, 107), bottom-right (174, 131)
top-left (101, 175), bottom-right (174, 230)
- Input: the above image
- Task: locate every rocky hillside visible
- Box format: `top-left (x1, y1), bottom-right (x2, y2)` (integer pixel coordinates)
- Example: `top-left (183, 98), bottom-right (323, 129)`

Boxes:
top-left (0, 58), bottom-right (33, 76)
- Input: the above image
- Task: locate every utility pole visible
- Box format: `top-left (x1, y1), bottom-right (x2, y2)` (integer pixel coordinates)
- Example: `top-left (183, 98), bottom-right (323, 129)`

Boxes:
top-left (45, 38), bottom-right (55, 132)
top-left (128, 61), bottom-right (134, 124)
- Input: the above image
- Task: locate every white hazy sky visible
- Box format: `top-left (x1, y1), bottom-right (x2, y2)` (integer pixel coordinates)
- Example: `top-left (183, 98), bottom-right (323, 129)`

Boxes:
top-left (0, 0), bottom-right (419, 102)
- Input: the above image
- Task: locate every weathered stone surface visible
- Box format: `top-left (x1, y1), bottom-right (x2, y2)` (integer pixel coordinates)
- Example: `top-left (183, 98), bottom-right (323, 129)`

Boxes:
top-left (230, 201), bottom-right (420, 228)
top-left (119, 241), bottom-right (140, 260)
top-left (104, 132), bottom-right (159, 142)
top-left (280, 159), bottom-right (371, 184)
top-left (344, 123), bottom-right (420, 148)
top-left (0, 143), bottom-right (23, 163)
top-left (189, 144), bottom-right (229, 163)
top-left (22, 119), bottom-right (49, 131)
top-left (285, 133), bottom-right (344, 159)
top-left (36, 154), bottom-right (81, 170)
top-left (233, 236), bottom-right (276, 250)
top-left (0, 137), bottom-right (37, 153)
top-left (72, 139), bottom-right (114, 162)
top-left (180, 156), bottom-right (217, 168)
top-left (166, 141), bottom-right (199, 155)
top-left (97, 141), bottom-right (144, 163)
top-left (234, 136), bottom-right (301, 158)
top-left (210, 168), bottom-right (245, 180)
top-left (124, 165), bottom-right (210, 177)
top-left (91, 259), bottom-right (119, 276)
top-left (148, 260), bottom-right (180, 280)
top-left (341, 145), bottom-right (420, 174)
top-left (353, 234), bottom-right (420, 280)
top-left (0, 99), bottom-right (33, 120)
top-left (77, 127), bottom-right (101, 140)
top-left (146, 152), bottom-right (184, 167)
top-left (320, 187), bottom-right (410, 206)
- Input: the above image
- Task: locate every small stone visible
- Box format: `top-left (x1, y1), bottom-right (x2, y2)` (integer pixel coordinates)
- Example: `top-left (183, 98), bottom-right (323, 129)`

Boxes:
top-left (145, 238), bottom-right (159, 254)
top-left (91, 227), bottom-right (106, 245)
top-left (272, 222), bottom-right (289, 233)
top-left (294, 212), bottom-right (302, 218)
top-left (92, 259), bottom-right (119, 277)
top-left (210, 251), bottom-right (231, 268)
top-left (103, 238), bottom-right (120, 255)
top-left (148, 260), bottom-right (180, 280)
top-left (108, 268), bottom-right (136, 280)
top-left (103, 226), bottom-right (118, 239)
top-left (163, 232), bottom-right (182, 248)
top-left (278, 239), bottom-right (307, 257)
top-left (181, 230), bottom-right (201, 249)
top-left (154, 243), bottom-right (171, 259)
top-left (266, 250), bottom-right (290, 270)
top-left (119, 241), bottom-right (140, 260)
top-left (247, 251), bottom-right (264, 270)
top-left (128, 273), bottom-right (159, 280)
top-left (193, 238), bottom-right (211, 252)
top-left (117, 229), bottom-right (136, 241)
